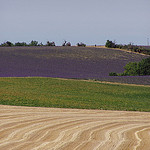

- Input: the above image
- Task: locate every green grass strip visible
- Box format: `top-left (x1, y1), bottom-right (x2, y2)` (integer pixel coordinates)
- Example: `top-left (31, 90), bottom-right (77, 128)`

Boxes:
top-left (0, 77), bottom-right (150, 112)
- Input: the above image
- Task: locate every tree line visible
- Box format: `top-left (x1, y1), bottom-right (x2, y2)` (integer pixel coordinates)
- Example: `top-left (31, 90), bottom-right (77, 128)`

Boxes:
top-left (0, 40), bottom-right (86, 47)
top-left (1, 40), bottom-right (149, 56)
top-left (105, 40), bottom-right (150, 55)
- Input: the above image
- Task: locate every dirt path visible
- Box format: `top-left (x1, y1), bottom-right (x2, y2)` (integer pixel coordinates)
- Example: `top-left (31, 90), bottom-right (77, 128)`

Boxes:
top-left (58, 77), bottom-right (150, 87)
top-left (0, 105), bottom-right (150, 150)
top-left (88, 45), bottom-right (148, 56)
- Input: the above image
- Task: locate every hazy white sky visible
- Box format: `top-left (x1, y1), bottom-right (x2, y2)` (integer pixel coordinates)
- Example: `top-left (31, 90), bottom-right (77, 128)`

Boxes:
top-left (0, 0), bottom-right (150, 45)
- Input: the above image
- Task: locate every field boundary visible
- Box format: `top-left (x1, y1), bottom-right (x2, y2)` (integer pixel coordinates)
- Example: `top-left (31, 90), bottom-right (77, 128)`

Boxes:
top-left (1, 77), bottom-right (150, 87)
top-left (56, 77), bottom-right (150, 87)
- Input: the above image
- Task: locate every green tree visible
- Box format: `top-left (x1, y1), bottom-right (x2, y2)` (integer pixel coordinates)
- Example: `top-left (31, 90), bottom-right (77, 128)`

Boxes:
top-left (105, 40), bottom-right (116, 48)
top-left (15, 42), bottom-right (27, 46)
top-left (124, 62), bottom-right (138, 76)
top-left (109, 72), bottom-right (118, 76)
top-left (0, 41), bottom-right (14, 47)
top-left (47, 41), bottom-right (55, 46)
top-left (109, 57), bottom-right (150, 76)
top-left (29, 40), bottom-right (38, 46)
top-left (77, 42), bottom-right (86, 47)
top-left (138, 57), bottom-right (150, 75)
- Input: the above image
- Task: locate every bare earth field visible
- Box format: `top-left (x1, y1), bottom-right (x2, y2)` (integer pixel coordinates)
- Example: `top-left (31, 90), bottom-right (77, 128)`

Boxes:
top-left (0, 105), bottom-right (150, 150)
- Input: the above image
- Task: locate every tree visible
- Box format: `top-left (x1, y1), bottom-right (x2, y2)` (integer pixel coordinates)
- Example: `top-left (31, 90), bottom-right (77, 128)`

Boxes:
top-left (38, 42), bottom-right (44, 46)
top-left (62, 41), bottom-right (71, 46)
top-left (29, 40), bottom-right (38, 46)
top-left (6, 41), bottom-right (13, 46)
top-left (124, 62), bottom-right (138, 76)
top-left (0, 41), bottom-right (14, 47)
top-left (15, 42), bottom-right (27, 46)
top-left (138, 57), bottom-right (150, 75)
top-left (109, 57), bottom-right (150, 76)
top-left (62, 40), bottom-right (67, 46)
top-left (105, 40), bottom-right (116, 48)
top-left (47, 41), bottom-right (55, 46)
top-left (77, 42), bottom-right (86, 47)
top-left (66, 42), bottom-right (71, 46)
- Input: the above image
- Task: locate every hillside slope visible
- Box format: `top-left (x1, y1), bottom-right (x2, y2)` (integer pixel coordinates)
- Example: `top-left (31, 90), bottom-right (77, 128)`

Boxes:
top-left (0, 46), bottom-right (149, 84)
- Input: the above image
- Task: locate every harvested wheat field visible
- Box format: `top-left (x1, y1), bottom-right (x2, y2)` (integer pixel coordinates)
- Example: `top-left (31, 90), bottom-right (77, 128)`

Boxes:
top-left (0, 105), bottom-right (150, 150)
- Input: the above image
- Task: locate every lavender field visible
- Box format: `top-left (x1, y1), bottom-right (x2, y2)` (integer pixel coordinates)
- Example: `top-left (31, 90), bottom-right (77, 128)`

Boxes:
top-left (0, 46), bottom-right (149, 85)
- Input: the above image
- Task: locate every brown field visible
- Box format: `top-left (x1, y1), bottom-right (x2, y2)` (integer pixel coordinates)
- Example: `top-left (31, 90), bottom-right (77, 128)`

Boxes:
top-left (0, 105), bottom-right (150, 150)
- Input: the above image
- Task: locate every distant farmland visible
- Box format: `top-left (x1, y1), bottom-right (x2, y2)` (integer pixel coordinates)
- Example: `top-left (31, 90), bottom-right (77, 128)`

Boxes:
top-left (0, 46), bottom-right (149, 85)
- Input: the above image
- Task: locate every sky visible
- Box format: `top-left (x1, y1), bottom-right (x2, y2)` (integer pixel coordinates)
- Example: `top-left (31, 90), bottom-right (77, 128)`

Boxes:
top-left (0, 0), bottom-right (150, 46)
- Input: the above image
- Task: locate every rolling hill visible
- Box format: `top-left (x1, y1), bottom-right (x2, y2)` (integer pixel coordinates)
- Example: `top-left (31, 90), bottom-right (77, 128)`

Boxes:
top-left (0, 46), bottom-right (149, 85)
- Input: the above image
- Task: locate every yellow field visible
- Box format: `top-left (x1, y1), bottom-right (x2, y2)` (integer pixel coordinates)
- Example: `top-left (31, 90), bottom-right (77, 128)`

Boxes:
top-left (0, 105), bottom-right (150, 150)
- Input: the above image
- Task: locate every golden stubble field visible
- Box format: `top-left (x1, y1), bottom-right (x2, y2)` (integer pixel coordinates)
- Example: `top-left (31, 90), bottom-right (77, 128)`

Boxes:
top-left (0, 105), bottom-right (150, 150)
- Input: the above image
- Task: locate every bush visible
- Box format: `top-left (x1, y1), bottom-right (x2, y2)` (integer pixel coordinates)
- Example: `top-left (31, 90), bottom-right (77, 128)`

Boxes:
top-left (29, 40), bottom-right (38, 46)
top-left (109, 72), bottom-right (118, 76)
top-left (66, 42), bottom-right (71, 46)
top-left (118, 72), bottom-right (128, 76)
top-left (0, 41), bottom-right (14, 47)
top-left (105, 40), bottom-right (115, 48)
top-left (47, 41), bottom-right (55, 46)
top-left (15, 42), bottom-right (27, 46)
top-left (77, 42), bottom-right (86, 47)
top-left (62, 41), bottom-right (71, 46)
top-left (62, 41), bottom-right (67, 46)
top-left (6, 41), bottom-right (13, 46)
